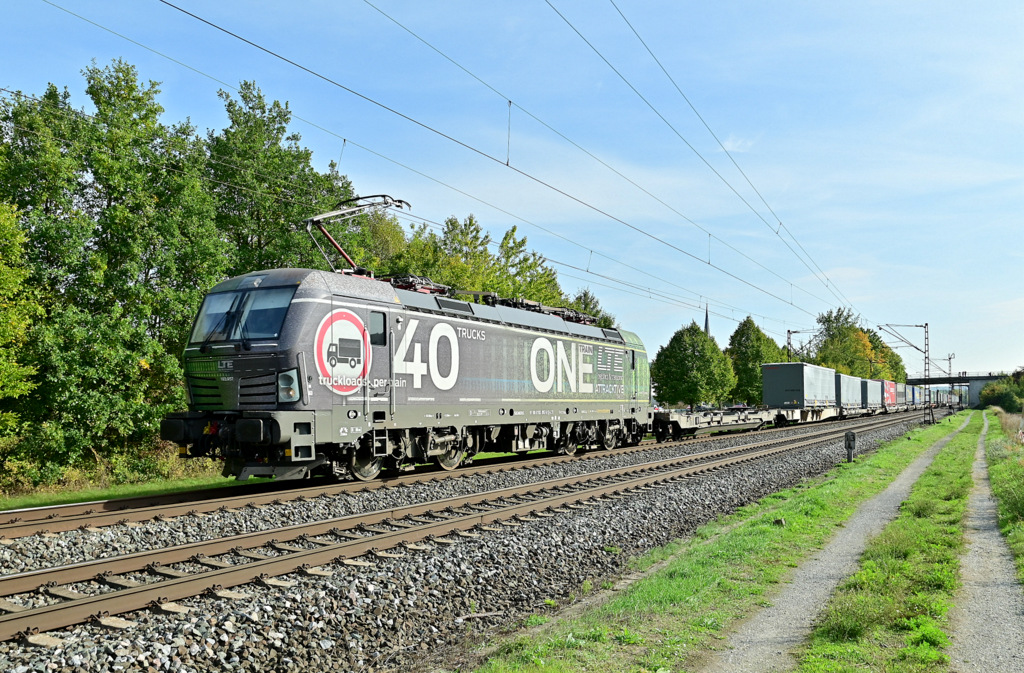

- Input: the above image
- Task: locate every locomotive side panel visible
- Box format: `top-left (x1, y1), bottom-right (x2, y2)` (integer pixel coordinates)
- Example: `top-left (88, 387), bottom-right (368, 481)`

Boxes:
top-left (165, 268), bottom-right (653, 481)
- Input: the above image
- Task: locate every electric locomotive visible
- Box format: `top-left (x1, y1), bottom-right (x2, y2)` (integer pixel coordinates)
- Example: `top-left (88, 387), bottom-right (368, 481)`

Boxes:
top-left (161, 196), bottom-right (653, 481)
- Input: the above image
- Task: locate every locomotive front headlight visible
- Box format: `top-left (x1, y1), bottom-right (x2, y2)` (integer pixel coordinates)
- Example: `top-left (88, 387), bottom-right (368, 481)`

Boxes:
top-left (277, 369), bottom-right (300, 403)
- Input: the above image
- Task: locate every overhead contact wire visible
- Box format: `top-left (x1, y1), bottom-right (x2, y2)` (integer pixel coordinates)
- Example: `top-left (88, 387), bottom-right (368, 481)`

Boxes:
top-left (549, 0), bottom-right (853, 311)
top-left (361, 0), bottom-right (834, 309)
top-left (608, 0), bottom-right (853, 311)
top-left (35, 0), bottom-right (822, 325)
top-left (0, 12), bottom-right (794, 333)
top-left (153, 0), bottom-right (817, 318)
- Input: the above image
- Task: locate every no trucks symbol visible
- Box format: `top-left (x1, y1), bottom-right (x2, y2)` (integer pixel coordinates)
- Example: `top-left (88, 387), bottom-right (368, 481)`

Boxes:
top-left (314, 309), bottom-right (371, 395)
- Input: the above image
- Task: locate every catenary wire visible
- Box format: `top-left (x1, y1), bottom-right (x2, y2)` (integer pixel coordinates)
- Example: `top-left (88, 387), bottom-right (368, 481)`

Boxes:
top-left (20, 3), bottom-right (822, 326)
top-left (394, 211), bottom-right (791, 339)
top-left (545, 0), bottom-right (854, 313)
top-left (26, 1), bottom-right (827, 328)
top-left (1, 104), bottom-right (806, 338)
top-left (148, 0), bottom-right (822, 318)
top-left (606, 0), bottom-right (858, 312)
top-left (357, 0), bottom-right (836, 311)
top-left (0, 85), bottom-right (797, 334)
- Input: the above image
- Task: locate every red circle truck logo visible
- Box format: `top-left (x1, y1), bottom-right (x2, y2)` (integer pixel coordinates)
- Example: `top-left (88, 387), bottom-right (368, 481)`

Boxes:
top-left (314, 309), bottom-right (371, 395)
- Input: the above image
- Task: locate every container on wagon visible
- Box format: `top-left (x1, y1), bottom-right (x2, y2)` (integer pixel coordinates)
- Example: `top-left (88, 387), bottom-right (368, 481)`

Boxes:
top-left (761, 362), bottom-right (837, 409)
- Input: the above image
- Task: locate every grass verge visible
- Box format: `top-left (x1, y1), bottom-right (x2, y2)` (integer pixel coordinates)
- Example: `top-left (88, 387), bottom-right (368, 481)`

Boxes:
top-left (985, 407), bottom-right (1024, 580)
top-left (473, 412), bottom-right (970, 673)
top-left (794, 412), bottom-right (982, 672)
top-left (0, 471), bottom-right (246, 512)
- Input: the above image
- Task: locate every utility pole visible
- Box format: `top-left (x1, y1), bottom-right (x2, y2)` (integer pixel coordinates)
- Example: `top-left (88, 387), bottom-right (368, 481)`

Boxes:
top-left (786, 329), bottom-right (817, 363)
top-left (878, 323), bottom-right (934, 424)
top-left (925, 323), bottom-right (933, 422)
top-left (947, 353), bottom-right (955, 405)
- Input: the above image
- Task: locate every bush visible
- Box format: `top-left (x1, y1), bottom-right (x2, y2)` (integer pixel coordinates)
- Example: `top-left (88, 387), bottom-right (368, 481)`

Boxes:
top-left (981, 380), bottom-right (1024, 413)
top-left (0, 437), bottom-right (218, 497)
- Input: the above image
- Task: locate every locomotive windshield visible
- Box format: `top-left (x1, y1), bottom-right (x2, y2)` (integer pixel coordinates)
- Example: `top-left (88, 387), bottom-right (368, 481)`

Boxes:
top-left (189, 286), bottom-right (297, 345)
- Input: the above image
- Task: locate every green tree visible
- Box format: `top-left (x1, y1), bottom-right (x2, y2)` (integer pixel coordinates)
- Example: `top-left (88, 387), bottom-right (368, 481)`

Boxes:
top-left (979, 370), bottom-right (1024, 413)
top-left (812, 308), bottom-right (859, 371)
top-left (346, 208), bottom-right (407, 273)
top-left (568, 288), bottom-right (616, 328)
top-left (490, 226), bottom-right (563, 305)
top-left (390, 215), bottom-right (568, 308)
top-left (0, 60), bottom-right (225, 477)
top-left (0, 204), bottom-right (41, 435)
top-left (651, 321), bottom-right (736, 407)
top-left (726, 316), bottom-right (783, 405)
top-left (865, 329), bottom-right (906, 383)
top-left (207, 81), bottom-right (353, 277)
top-left (810, 309), bottom-right (906, 383)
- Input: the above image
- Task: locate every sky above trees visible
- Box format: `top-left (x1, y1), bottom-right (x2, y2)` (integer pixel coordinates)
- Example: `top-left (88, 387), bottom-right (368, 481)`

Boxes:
top-left (3, 1), bottom-right (1021, 375)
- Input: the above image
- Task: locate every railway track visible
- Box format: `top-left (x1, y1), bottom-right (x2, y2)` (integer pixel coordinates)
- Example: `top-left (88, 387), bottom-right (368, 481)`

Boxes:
top-left (0, 414), bottom-right (911, 642)
top-left (0, 411), bottom-right (927, 540)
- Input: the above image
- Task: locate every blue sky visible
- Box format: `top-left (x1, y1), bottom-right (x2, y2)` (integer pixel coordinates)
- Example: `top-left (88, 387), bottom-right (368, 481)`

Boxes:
top-left (4, 0), bottom-right (1022, 376)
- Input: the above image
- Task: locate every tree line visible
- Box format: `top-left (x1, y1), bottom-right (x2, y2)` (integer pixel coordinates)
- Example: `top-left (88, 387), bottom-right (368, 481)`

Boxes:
top-left (0, 60), bottom-right (610, 489)
top-left (651, 309), bottom-right (907, 409)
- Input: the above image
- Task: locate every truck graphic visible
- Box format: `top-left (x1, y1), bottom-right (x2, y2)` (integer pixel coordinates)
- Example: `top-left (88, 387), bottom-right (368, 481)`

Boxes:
top-left (327, 337), bottom-right (363, 368)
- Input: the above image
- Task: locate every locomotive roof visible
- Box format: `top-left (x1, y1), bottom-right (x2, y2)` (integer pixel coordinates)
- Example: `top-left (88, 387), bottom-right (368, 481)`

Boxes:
top-left (210, 268), bottom-right (402, 305)
top-left (212, 268), bottom-right (645, 350)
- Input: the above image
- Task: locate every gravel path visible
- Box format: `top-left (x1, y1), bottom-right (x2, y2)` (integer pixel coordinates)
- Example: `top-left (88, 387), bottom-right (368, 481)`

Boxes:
top-left (947, 412), bottom-right (1024, 672)
top-left (699, 414), bottom-right (973, 673)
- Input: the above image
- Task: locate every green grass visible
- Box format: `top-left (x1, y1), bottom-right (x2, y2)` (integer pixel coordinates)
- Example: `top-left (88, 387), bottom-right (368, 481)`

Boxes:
top-left (475, 412), bottom-right (972, 673)
top-left (984, 408), bottom-right (1024, 580)
top-left (0, 473), bottom-right (252, 512)
top-left (795, 412), bottom-right (981, 672)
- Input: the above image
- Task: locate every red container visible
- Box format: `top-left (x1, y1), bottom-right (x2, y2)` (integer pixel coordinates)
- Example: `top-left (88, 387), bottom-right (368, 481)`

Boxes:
top-left (874, 379), bottom-right (897, 407)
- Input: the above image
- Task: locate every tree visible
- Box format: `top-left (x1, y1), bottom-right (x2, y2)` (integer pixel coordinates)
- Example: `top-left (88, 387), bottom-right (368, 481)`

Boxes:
top-left (0, 204), bottom-right (41, 436)
top-left (0, 60), bottom-right (226, 477)
top-left (568, 288), bottom-right (616, 328)
top-left (207, 81), bottom-right (353, 277)
top-left (810, 309), bottom-right (906, 383)
top-left (979, 369), bottom-right (1024, 413)
top-left (865, 329), bottom-right (906, 383)
top-left (812, 308), bottom-right (859, 372)
top-left (651, 321), bottom-right (736, 407)
top-left (390, 215), bottom-right (568, 308)
top-left (725, 316), bottom-right (783, 405)
top-left (979, 380), bottom-right (1023, 413)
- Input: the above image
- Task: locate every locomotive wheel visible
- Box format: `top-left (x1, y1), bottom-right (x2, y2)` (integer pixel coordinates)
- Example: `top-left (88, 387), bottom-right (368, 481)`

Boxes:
top-left (561, 443), bottom-right (578, 456)
top-left (348, 448), bottom-right (383, 481)
top-left (602, 430), bottom-right (619, 450)
top-left (434, 446), bottom-right (465, 471)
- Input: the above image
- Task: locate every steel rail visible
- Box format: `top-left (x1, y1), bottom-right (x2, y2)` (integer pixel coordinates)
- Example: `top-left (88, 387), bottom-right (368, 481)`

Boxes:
top-left (0, 415), bottom-right (912, 641)
top-left (0, 444), bottom-right (651, 537)
top-left (0, 412), bottom-right (917, 538)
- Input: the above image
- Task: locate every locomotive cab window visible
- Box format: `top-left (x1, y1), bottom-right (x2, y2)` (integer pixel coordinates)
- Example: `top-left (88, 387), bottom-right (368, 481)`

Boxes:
top-left (369, 311), bottom-right (386, 346)
top-left (189, 286), bottom-right (297, 344)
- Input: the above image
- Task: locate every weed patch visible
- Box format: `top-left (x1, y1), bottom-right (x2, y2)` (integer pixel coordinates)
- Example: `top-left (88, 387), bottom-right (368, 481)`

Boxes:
top-left (795, 412), bottom-right (981, 672)
top-left (985, 408), bottom-right (1024, 580)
